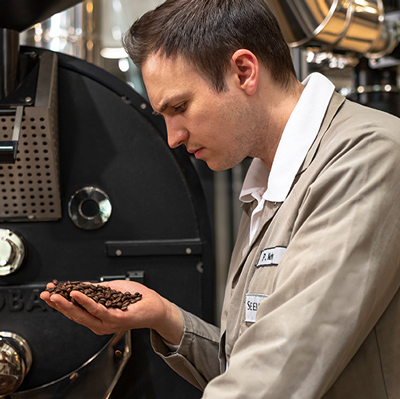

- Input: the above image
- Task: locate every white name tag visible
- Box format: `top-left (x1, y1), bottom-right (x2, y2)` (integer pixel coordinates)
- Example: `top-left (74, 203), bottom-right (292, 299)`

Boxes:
top-left (256, 246), bottom-right (286, 267)
top-left (245, 293), bottom-right (268, 323)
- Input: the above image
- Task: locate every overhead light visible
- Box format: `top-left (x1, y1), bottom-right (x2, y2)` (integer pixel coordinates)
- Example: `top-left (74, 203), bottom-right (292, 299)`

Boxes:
top-left (100, 47), bottom-right (128, 59)
top-left (118, 58), bottom-right (130, 72)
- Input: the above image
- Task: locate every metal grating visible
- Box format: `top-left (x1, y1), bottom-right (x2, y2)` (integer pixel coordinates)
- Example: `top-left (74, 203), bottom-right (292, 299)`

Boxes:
top-left (0, 51), bottom-right (61, 221)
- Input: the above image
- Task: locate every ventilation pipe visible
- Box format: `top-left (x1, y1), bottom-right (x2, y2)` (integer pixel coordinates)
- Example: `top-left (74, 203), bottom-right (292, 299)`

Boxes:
top-left (267, 0), bottom-right (399, 58)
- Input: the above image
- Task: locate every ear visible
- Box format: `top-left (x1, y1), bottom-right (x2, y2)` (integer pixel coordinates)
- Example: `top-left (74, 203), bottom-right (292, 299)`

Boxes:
top-left (231, 49), bottom-right (259, 95)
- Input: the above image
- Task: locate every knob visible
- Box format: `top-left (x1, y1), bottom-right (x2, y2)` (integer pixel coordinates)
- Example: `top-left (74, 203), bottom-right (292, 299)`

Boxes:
top-left (0, 229), bottom-right (26, 276)
top-left (0, 332), bottom-right (32, 396)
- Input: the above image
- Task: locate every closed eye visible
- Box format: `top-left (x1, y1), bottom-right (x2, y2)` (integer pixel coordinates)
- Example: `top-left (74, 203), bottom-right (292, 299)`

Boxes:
top-left (174, 103), bottom-right (186, 113)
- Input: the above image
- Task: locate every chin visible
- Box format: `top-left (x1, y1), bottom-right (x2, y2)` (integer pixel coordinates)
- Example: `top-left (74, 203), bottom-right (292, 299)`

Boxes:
top-left (206, 161), bottom-right (236, 172)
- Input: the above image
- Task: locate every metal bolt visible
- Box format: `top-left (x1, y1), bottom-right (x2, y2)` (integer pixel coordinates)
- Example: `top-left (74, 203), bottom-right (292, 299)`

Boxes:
top-left (115, 249), bottom-right (122, 256)
top-left (25, 97), bottom-right (32, 103)
top-left (186, 247), bottom-right (192, 254)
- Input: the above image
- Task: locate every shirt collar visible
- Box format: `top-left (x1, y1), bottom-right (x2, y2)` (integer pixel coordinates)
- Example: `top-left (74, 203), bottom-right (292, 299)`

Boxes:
top-left (240, 72), bottom-right (335, 204)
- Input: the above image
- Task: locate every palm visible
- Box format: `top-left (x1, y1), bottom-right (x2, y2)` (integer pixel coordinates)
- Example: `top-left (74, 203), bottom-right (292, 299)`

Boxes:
top-left (41, 280), bottom-right (166, 335)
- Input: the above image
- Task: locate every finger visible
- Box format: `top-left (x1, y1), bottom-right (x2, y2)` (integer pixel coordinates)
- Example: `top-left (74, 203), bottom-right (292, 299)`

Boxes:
top-left (40, 290), bottom-right (62, 311)
top-left (69, 291), bottom-right (124, 324)
top-left (48, 292), bottom-right (106, 329)
top-left (69, 290), bottom-right (107, 315)
top-left (40, 290), bottom-right (50, 301)
top-left (46, 293), bottom-right (79, 314)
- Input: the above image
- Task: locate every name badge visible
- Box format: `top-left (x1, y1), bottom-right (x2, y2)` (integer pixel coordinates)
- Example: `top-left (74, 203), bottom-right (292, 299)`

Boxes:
top-left (245, 293), bottom-right (268, 323)
top-left (256, 246), bottom-right (286, 267)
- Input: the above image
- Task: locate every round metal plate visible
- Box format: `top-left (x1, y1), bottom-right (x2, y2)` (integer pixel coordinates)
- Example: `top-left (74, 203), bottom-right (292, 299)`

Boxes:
top-left (68, 186), bottom-right (112, 230)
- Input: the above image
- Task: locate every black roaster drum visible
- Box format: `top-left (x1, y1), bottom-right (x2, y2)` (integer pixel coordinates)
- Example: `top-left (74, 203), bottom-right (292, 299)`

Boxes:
top-left (0, 47), bottom-right (214, 399)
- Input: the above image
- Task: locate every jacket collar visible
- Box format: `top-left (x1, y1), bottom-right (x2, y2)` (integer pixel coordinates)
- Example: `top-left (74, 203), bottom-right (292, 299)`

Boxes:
top-left (298, 91), bottom-right (346, 174)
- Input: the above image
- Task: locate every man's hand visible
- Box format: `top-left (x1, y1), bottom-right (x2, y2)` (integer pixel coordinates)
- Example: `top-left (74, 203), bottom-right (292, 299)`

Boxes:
top-left (40, 280), bottom-right (184, 345)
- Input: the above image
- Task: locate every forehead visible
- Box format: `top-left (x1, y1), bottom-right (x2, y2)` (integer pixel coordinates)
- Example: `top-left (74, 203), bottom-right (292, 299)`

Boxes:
top-left (141, 53), bottom-right (211, 109)
top-left (142, 52), bottom-right (197, 84)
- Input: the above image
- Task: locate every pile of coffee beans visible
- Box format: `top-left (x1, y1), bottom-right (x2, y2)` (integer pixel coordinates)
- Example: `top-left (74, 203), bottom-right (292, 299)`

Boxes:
top-left (46, 280), bottom-right (142, 311)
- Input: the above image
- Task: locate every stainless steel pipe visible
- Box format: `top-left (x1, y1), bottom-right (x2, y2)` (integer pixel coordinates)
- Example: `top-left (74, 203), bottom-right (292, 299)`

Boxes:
top-left (0, 29), bottom-right (19, 100)
top-left (266, 0), bottom-right (398, 58)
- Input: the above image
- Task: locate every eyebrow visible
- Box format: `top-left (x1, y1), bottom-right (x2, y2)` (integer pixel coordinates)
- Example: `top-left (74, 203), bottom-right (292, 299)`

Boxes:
top-left (152, 94), bottom-right (185, 116)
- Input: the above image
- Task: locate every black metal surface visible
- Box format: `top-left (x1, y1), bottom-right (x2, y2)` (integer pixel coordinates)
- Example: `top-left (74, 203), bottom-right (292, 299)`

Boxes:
top-left (0, 0), bottom-right (83, 32)
top-left (0, 47), bottom-right (214, 398)
top-left (105, 239), bottom-right (204, 257)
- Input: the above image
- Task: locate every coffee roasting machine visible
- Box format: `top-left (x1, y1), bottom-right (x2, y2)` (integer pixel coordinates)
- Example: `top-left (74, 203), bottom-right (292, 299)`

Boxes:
top-left (0, 1), bottom-right (214, 398)
top-left (1, 0), bottom-right (400, 398)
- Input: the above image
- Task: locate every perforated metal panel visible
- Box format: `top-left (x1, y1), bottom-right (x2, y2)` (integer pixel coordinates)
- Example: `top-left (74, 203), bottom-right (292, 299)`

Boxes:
top-left (0, 52), bottom-right (61, 221)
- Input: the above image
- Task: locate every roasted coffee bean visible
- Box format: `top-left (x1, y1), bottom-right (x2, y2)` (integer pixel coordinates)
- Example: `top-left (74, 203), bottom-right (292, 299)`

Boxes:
top-left (46, 280), bottom-right (142, 311)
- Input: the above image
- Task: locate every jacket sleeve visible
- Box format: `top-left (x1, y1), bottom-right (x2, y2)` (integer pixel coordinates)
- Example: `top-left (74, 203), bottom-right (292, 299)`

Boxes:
top-left (150, 307), bottom-right (221, 390)
top-left (202, 111), bottom-right (400, 397)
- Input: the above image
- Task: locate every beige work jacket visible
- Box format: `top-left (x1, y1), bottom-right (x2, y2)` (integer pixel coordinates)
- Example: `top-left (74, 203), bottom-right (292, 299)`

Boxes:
top-left (152, 92), bottom-right (400, 398)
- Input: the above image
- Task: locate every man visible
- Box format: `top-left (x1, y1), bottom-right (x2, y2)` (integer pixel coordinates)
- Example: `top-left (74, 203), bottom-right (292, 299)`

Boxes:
top-left (41, 0), bottom-right (400, 397)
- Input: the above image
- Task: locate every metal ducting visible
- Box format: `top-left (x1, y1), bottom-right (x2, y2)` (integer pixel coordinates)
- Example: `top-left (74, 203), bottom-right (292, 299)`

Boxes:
top-left (267, 0), bottom-right (399, 58)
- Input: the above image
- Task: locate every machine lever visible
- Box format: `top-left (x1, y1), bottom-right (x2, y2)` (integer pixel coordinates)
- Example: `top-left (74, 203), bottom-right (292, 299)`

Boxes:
top-left (0, 105), bottom-right (23, 164)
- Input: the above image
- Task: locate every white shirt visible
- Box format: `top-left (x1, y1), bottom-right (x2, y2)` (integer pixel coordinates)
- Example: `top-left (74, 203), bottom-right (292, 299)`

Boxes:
top-left (239, 73), bottom-right (335, 244)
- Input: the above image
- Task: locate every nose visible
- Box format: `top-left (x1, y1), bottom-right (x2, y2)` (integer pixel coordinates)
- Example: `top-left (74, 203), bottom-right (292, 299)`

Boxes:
top-left (165, 118), bottom-right (189, 149)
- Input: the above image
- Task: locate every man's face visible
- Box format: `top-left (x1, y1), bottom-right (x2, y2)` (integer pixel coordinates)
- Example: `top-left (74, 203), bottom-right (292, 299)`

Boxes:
top-left (141, 53), bottom-right (261, 171)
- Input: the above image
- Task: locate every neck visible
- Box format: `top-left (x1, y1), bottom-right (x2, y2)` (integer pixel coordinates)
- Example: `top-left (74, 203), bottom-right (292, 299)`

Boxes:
top-left (257, 77), bottom-right (304, 169)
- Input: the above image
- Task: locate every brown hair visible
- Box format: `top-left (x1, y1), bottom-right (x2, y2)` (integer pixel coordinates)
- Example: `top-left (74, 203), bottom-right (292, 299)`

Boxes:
top-left (123, 0), bottom-right (296, 92)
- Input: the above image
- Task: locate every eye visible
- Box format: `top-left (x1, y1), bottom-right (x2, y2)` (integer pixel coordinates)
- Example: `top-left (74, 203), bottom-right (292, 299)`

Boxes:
top-left (174, 103), bottom-right (186, 113)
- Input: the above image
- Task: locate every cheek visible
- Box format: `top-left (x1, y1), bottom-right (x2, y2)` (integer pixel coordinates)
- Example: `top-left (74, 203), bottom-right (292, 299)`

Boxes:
top-left (192, 96), bottom-right (239, 142)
